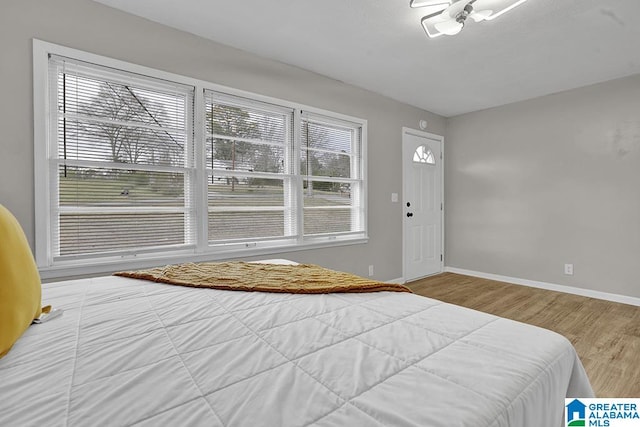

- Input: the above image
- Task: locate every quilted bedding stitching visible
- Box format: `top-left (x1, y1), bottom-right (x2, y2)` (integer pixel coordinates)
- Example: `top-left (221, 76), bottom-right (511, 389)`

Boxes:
top-left (63, 280), bottom-right (90, 426)
top-left (307, 318), bottom-right (504, 426)
top-left (140, 285), bottom-right (227, 426)
top-left (487, 347), bottom-right (574, 427)
top-left (0, 277), bottom-right (591, 427)
top-left (209, 290), bottom-right (505, 426)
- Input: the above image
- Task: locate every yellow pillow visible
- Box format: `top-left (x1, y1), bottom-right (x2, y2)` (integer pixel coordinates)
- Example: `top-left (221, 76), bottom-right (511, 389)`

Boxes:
top-left (0, 205), bottom-right (43, 358)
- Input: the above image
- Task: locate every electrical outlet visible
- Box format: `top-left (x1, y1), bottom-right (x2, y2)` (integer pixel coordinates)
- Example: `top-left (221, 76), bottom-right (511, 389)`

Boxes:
top-left (368, 265), bottom-right (374, 276)
top-left (564, 263), bottom-right (573, 275)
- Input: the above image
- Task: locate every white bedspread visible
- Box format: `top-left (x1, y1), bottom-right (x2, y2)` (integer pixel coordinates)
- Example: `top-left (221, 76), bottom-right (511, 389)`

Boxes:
top-left (0, 273), bottom-right (593, 426)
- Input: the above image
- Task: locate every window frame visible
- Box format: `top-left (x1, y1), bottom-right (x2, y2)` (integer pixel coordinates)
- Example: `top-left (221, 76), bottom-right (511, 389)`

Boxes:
top-left (33, 40), bottom-right (368, 279)
top-left (300, 112), bottom-right (365, 239)
top-left (203, 90), bottom-right (296, 247)
top-left (47, 54), bottom-right (197, 261)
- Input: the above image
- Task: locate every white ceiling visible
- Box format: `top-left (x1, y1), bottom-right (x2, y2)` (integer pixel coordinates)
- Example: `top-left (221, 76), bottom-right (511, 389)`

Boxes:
top-left (94, 0), bottom-right (640, 117)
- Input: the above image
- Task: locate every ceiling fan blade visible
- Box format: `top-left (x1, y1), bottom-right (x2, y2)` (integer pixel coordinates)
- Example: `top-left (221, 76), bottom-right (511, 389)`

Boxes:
top-left (434, 19), bottom-right (464, 35)
top-left (469, 9), bottom-right (493, 22)
top-left (410, 0), bottom-right (451, 8)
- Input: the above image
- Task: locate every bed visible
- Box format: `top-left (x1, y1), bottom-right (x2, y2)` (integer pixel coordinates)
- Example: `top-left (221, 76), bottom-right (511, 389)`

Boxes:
top-left (0, 260), bottom-right (593, 426)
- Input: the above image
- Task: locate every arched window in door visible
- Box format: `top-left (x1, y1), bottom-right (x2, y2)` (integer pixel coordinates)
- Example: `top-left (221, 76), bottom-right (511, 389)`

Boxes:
top-left (413, 145), bottom-right (435, 165)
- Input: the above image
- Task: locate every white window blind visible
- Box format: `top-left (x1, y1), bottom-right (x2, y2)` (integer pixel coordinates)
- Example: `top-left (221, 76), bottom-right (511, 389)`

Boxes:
top-left (36, 42), bottom-right (367, 275)
top-left (48, 55), bottom-right (195, 260)
top-left (204, 91), bottom-right (296, 244)
top-left (301, 113), bottom-right (364, 237)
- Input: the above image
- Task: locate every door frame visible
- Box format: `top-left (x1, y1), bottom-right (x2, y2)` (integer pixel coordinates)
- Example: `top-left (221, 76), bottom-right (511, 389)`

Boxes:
top-left (401, 127), bottom-right (444, 282)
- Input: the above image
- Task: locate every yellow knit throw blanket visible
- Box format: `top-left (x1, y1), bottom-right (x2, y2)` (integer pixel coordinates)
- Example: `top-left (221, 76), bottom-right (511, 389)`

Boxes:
top-left (114, 262), bottom-right (412, 294)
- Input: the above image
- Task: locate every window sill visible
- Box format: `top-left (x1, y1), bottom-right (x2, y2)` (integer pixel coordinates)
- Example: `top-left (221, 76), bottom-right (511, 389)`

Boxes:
top-left (39, 237), bottom-right (369, 282)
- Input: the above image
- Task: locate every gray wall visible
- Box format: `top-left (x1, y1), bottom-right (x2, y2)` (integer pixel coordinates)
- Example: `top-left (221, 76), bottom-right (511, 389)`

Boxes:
top-left (3, 0), bottom-right (637, 298)
top-left (446, 74), bottom-right (640, 298)
top-left (0, 0), bottom-right (445, 281)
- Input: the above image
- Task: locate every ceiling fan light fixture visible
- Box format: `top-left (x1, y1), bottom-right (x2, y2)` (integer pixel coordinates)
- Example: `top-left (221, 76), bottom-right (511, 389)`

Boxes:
top-left (420, 16), bottom-right (445, 38)
top-left (414, 0), bottom-right (529, 38)
top-left (434, 19), bottom-right (464, 35)
top-left (409, 0), bottom-right (451, 8)
top-left (470, 9), bottom-right (493, 22)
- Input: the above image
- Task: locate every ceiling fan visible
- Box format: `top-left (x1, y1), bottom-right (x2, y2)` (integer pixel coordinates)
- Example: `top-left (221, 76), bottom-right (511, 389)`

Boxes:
top-left (410, 0), bottom-right (529, 38)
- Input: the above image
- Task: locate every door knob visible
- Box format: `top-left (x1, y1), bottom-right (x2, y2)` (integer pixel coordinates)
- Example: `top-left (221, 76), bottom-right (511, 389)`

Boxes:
top-left (406, 212), bottom-right (413, 217)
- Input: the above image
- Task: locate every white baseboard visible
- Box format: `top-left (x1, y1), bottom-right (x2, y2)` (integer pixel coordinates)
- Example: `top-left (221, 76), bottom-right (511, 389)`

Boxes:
top-left (386, 277), bottom-right (405, 285)
top-left (444, 267), bottom-right (640, 307)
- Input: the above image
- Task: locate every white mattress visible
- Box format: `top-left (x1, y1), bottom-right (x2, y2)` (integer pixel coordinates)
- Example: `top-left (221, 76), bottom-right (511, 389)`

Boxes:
top-left (0, 267), bottom-right (593, 426)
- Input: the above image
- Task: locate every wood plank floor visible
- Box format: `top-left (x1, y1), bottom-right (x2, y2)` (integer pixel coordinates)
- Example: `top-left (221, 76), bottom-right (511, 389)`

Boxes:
top-left (407, 272), bottom-right (640, 398)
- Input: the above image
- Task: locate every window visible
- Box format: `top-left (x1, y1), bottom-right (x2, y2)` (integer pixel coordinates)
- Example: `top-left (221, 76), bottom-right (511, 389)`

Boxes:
top-left (204, 91), bottom-right (295, 244)
top-left (301, 114), bottom-right (364, 237)
top-left (34, 41), bottom-right (367, 275)
top-left (413, 145), bottom-right (435, 164)
top-left (47, 55), bottom-right (195, 261)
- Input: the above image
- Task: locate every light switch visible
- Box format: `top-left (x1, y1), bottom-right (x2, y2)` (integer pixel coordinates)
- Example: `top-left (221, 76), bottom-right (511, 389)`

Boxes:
top-left (391, 193), bottom-right (398, 203)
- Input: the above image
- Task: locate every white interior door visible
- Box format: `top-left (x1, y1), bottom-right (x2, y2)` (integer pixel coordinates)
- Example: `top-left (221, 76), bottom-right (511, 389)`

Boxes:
top-left (402, 128), bottom-right (443, 282)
